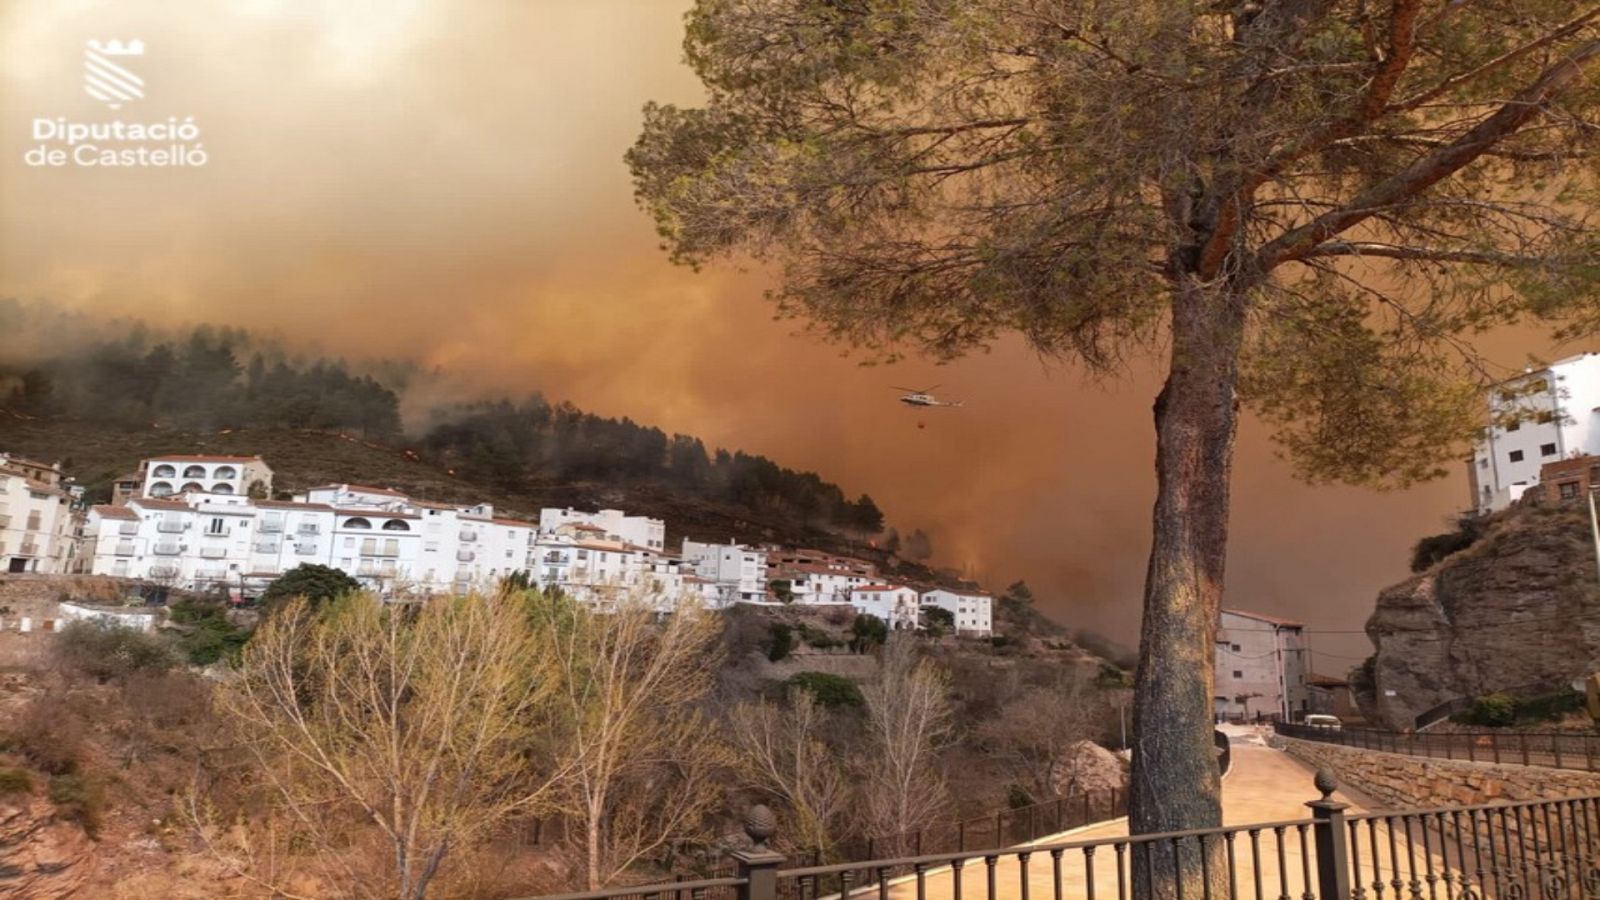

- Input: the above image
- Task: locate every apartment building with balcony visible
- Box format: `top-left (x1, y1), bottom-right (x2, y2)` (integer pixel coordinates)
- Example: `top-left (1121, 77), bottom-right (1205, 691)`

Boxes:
top-left (1213, 608), bottom-right (1311, 723)
top-left (1468, 353), bottom-right (1600, 513)
top-left (849, 584), bottom-right (921, 630)
top-left (680, 540), bottom-right (766, 606)
top-left (538, 507), bottom-right (666, 551)
top-left (141, 454), bottom-right (273, 499)
top-left (0, 454), bottom-right (81, 574)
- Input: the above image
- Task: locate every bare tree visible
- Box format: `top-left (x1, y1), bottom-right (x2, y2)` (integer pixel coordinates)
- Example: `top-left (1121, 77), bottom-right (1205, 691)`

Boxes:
top-left (628, 3), bottom-right (1600, 873)
top-left (978, 671), bottom-right (1111, 801)
top-left (858, 638), bottom-right (952, 851)
top-left (727, 690), bottom-right (850, 859)
top-left (206, 592), bottom-right (562, 900)
top-left (537, 591), bottom-right (729, 889)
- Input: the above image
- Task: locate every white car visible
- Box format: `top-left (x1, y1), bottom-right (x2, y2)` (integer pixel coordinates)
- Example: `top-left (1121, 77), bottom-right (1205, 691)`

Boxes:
top-left (1303, 714), bottom-right (1342, 730)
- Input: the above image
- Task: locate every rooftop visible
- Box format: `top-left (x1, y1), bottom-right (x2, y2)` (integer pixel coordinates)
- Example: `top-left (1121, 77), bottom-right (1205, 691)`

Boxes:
top-left (1222, 608), bottom-right (1305, 629)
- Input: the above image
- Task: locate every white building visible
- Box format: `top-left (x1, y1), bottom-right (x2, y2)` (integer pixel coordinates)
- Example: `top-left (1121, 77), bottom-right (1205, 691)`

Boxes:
top-left (141, 454), bottom-right (274, 499)
top-left (1213, 608), bottom-right (1310, 723)
top-left (849, 584), bottom-right (921, 630)
top-left (919, 588), bottom-right (993, 636)
top-left (539, 507), bottom-right (665, 551)
top-left (681, 540), bottom-right (766, 606)
top-left (1470, 353), bottom-right (1600, 513)
top-left (0, 454), bottom-right (81, 575)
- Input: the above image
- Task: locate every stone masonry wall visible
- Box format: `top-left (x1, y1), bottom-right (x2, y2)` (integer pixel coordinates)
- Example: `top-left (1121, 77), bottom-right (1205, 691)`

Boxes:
top-left (1277, 737), bottom-right (1600, 809)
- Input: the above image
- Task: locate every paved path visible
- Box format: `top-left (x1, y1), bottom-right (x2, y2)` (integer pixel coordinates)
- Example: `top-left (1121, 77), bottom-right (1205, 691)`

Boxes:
top-left (869, 732), bottom-right (1379, 900)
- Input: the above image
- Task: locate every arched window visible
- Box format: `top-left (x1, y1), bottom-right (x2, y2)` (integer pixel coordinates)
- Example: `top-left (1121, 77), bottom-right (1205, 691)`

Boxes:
top-left (214, 466), bottom-right (238, 480)
top-left (182, 465), bottom-right (207, 479)
top-left (211, 483), bottom-right (235, 494)
top-left (152, 464), bottom-right (176, 478)
top-left (149, 481), bottom-right (174, 497)
top-left (345, 517), bottom-right (373, 530)
top-left (381, 519), bottom-right (410, 531)
top-left (180, 482), bottom-right (205, 493)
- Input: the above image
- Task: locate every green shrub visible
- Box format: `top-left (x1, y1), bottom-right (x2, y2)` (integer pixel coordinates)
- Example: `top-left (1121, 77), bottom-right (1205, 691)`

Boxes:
top-left (1007, 784), bottom-right (1035, 810)
top-left (167, 597), bottom-right (251, 665)
top-left (47, 774), bottom-right (105, 836)
top-left (990, 635), bottom-right (1014, 649)
top-left (1455, 692), bottom-right (1516, 727)
top-left (922, 607), bottom-right (954, 636)
top-left (849, 615), bottom-right (888, 653)
top-left (53, 620), bottom-right (179, 682)
top-left (261, 564), bottom-right (360, 610)
top-left (788, 671), bottom-right (865, 708)
top-left (0, 768), bottom-right (33, 796)
top-left (1410, 519), bottom-right (1485, 572)
top-left (766, 623), bottom-right (795, 662)
top-left (1516, 689), bottom-right (1583, 722)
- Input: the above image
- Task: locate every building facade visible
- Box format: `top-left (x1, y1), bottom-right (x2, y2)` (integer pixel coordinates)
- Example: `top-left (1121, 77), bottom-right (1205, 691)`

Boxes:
top-left (681, 540), bottom-right (766, 605)
top-left (538, 507), bottom-right (665, 551)
top-left (141, 455), bottom-right (274, 499)
top-left (850, 584), bottom-right (921, 630)
top-left (1213, 608), bottom-right (1310, 722)
top-left (919, 588), bottom-right (993, 636)
top-left (0, 454), bottom-right (81, 574)
top-left (1469, 354), bottom-right (1600, 514)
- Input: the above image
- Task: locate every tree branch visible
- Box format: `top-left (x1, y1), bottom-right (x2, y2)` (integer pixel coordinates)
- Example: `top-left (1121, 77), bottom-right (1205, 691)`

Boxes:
top-left (1257, 39), bottom-right (1600, 269)
top-left (1298, 241), bottom-right (1546, 266)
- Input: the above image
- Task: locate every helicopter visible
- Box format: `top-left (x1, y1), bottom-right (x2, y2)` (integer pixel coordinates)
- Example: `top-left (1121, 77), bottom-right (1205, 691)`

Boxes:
top-left (892, 384), bottom-right (964, 408)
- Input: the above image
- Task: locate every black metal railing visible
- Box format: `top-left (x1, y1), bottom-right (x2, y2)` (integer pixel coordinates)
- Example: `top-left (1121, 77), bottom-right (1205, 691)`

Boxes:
top-left (516, 772), bottom-right (1600, 900)
top-left (1278, 722), bottom-right (1600, 772)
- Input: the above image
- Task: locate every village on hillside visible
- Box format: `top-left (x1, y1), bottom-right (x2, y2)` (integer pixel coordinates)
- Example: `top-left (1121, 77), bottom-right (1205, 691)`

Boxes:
top-left (0, 450), bottom-right (995, 636)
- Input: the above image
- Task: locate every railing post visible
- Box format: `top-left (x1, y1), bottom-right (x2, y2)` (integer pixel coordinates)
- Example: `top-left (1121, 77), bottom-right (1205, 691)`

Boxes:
top-left (1521, 733), bottom-right (1530, 766)
top-left (734, 806), bottom-right (785, 900)
top-left (1307, 769), bottom-right (1352, 900)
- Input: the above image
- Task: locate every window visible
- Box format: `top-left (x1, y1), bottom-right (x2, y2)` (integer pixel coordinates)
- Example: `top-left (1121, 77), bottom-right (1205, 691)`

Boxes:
top-left (1537, 411), bottom-right (1556, 424)
top-left (207, 517), bottom-right (226, 535)
top-left (345, 517), bottom-right (372, 530)
top-left (214, 466), bottom-right (238, 479)
top-left (1232, 670), bottom-right (1244, 679)
top-left (382, 519), bottom-right (410, 531)
top-left (1509, 450), bottom-right (1524, 463)
top-left (1541, 443), bottom-right (1558, 457)
top-left (1506, 421), bottom-right (1521, 432)
top-left (152, 464), bottom-right (176, 478)
top-left (182, 465), bottom-right (206, 479)
top-left (149, 481), bottom-right (174, 497)
top-left (1479, 458), bottom-right (1488, 468)
top-left (1560, 482), bottom-right (1581, 500)
top-left (1231, 643), bottom-right (1241, 652)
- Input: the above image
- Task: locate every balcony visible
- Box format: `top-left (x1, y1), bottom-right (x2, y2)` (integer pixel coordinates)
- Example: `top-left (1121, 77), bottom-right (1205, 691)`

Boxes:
top-left (259, 521), bottom-right (284, 534)
top-left (459, 529), bottom-right (479, 542)
top-left (112, 542), bottom-right (133, 557)
top-left (118, 522), bottom-right (138, 535)
top-left (153, 543), bottom-right (182, 556)
top-left (542, 552), bottom-right (568, 565)
top-left (456, 550), bottom-right (476, 562)
top-left (201, 528), bottom-right (231, 538)
top-left (297, 525), bottom-right (321, 536)
top-left (157, 521), bottom-right (187, 534)
top-left (254, 541), bottom-right (281, 554)
top-left (148, 564), bottom-right (179, 579)
top-left (294, 543), bottom-right (318, 556)
top-left (199, 546), bottom-right (228, 560)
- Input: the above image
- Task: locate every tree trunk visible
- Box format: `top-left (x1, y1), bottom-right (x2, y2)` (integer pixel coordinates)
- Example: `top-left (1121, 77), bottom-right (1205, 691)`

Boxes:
top-left (1128, 277), bottom-right (1248, 899)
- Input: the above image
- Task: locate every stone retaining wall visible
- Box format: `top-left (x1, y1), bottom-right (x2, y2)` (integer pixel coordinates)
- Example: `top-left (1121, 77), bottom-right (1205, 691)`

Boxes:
top-left (1277, 736), bottom-right (1600, 809)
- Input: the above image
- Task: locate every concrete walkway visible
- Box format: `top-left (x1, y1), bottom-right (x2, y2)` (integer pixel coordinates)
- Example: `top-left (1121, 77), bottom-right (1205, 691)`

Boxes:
top-left (869, 733), bottom-right (1378, 900)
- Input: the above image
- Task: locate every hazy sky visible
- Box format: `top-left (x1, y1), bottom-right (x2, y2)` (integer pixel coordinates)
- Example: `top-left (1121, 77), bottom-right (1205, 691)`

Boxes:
top-left (1, 0), bottom-right (1576, 668)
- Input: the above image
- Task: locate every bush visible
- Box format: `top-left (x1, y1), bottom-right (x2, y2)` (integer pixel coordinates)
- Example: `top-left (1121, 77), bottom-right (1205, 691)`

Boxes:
top-left (0, 768), bottom-right (33, 796)
top-left (167, 597), bottom-right (251, 665)
top-left (922, 607), bottom-right (954, 636)
top-left (1410, 519), bottom-right (1485, 572)
top-left (788, 671), bottom-right (865, 708)
top-left (766, 623), bottom-right (794, 662)
top-left (54, 620), bottom-right (179, 682)
top-left (1517, 689), bottom-right (1584, 722)
top-left (48, 774), bottom-right (105, 836)
top-left (850, 614), bottom-right (888, 653)
top-left (1007, 784), bottom-right (1035, 810)
top-left (1455, 692), bottom-right (1516, 727)
top-left (260, 564), bottom-right (360, 610)
top-left (6, 697), bottom-right (86, 776)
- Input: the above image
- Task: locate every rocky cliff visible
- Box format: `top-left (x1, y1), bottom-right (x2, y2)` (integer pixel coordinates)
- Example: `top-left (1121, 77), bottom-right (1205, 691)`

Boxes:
top-left (1362, 501), bottom-right (1600, 729)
